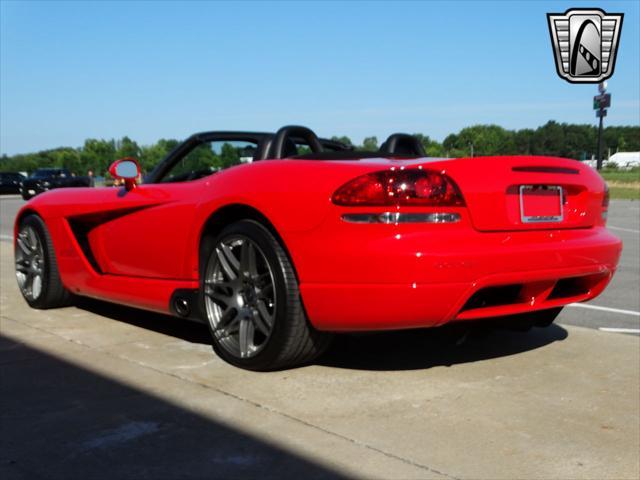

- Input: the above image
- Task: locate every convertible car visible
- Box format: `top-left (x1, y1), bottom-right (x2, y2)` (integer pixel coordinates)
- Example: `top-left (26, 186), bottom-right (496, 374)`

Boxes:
top-left (14, 126), bottom-right (622, 370)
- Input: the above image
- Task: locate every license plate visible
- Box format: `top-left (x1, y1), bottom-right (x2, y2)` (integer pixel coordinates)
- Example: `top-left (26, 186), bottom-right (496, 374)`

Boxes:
top-left (519, 185), bottom-right (563, 223)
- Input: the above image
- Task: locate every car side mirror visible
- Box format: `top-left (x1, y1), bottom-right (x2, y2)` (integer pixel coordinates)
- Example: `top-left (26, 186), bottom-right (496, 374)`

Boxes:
top-left (109, 158), bottom-right (141, 191)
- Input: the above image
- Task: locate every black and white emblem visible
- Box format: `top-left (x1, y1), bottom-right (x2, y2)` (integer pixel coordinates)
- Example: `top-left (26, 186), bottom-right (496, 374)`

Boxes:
top-left (547, 8), bottom-right (623, 84)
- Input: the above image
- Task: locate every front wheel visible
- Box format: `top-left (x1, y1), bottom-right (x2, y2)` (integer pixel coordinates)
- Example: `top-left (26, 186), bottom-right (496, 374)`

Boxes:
top-left (15, 215), bottom-right (71, 309)
top-left (201, 220), bottom-right (332, 371)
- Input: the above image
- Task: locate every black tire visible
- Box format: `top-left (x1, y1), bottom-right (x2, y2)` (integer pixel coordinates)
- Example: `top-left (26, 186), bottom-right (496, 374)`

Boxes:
top-left (21, 193), bottom-right (32, 201)
top-left (15, 214), bottom-right (71, 309)
top-left (200, 220), bottom-right (332, 371)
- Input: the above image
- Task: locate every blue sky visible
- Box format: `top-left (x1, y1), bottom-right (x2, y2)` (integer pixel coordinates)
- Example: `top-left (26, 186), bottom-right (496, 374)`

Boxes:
top-left (1, 0), bottom-right (638, 155)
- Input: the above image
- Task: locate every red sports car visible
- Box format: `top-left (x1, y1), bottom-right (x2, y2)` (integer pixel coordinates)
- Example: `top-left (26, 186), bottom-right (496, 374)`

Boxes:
top-left (14, 126), bottom-right (622, 370)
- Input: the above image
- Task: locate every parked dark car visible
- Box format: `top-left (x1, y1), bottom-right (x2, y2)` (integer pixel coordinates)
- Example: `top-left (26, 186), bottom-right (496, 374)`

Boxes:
top-left (20, 168), bottom-right (93, 200)
top-left (0, 172), bottom-right (26, 194)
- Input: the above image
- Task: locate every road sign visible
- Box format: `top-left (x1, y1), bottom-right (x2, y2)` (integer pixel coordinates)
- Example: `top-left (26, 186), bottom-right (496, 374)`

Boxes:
top-left (596, 109), bottom-right (607, 117)
top-left (593, 93), bottom-right (612, 109)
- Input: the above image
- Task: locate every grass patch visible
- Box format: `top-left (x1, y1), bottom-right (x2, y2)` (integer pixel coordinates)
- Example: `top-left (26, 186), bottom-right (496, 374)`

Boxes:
top-left (600, 169), bottom-right (640, 183)
top-left (607, 181), bottom-right (640, 200)
top-left (599, 169), bottom-right (640, 199)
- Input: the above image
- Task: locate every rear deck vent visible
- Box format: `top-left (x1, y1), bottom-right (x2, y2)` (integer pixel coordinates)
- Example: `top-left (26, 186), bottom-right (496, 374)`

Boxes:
top-left (547, 277), bottom-right (590, 300)
top-left (461, 284), bottom-right (523, 311)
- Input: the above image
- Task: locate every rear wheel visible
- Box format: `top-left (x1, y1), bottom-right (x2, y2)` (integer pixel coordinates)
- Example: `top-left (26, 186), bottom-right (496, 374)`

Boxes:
top-left (15, 215), bottom-right (71, 309)
top-left (201, 220), bottom-right (332, 371)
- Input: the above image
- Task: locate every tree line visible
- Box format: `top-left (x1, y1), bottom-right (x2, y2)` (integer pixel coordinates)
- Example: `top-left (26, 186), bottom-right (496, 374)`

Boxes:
top-left (1, 121), bottom-right (638, 176)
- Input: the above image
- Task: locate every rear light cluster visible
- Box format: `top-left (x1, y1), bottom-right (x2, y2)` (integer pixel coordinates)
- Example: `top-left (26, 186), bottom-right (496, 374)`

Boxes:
top-left (332, 169), bottom-right (465, 207)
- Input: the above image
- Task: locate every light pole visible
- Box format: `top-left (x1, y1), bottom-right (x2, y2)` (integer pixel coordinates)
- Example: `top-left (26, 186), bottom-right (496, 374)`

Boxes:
top-left (594, 81), bottom-right (611, 170)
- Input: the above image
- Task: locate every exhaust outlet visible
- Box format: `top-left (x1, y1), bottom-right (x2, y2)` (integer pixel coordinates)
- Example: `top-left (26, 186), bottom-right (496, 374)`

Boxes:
top-left (173, 297), bottom-right (191, 317)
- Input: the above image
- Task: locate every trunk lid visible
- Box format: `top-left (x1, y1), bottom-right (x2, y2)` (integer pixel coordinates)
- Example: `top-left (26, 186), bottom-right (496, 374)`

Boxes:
top-left (424, 156), bottom-right (606, 232)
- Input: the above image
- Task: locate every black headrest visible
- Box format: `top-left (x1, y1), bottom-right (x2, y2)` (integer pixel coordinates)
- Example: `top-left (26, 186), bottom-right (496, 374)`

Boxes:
top-left (379, 133), bottom-right (425, 156)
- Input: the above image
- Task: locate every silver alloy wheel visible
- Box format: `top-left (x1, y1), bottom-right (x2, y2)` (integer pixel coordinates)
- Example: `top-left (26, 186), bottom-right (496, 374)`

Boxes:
top-left (204, 235), bottom-right (277, 359)
top-left (15, 226), bottom-right (45, 301)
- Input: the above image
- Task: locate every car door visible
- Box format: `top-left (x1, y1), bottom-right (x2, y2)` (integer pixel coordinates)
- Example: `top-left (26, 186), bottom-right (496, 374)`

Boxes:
top-left (92, 136), bottom-right (259, 280)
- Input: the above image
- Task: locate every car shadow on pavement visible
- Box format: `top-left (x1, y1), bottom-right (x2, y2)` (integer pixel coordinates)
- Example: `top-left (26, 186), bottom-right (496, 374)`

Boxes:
top-left (0, 334), bottom-right (347, 480)
top-left (74, 296), bottom-right (568, 373)
top-left (320, 324), bottom-right (569, 371)
top-left (74, 297), bottom-right (212, 345)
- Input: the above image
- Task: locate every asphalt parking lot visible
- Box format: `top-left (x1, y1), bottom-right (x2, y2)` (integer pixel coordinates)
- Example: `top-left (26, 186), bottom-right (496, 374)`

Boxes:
top-left (1, 194), bottom-right (639, 479)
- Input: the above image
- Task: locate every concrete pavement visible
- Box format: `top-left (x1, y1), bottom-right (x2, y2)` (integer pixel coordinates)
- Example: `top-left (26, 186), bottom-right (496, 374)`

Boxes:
top-left (1, 241), bottom-right (639, 479)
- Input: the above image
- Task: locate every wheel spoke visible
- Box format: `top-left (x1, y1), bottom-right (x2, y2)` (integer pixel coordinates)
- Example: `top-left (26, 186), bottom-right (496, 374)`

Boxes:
top-left (225, 317), bottom-right (241, 336)
top-left (221, 243), bottom-right (240, 270)
top-left (27, 228), bottom-right (38, 251)
top-left (238, 318), bottom-right (254, 358)
top-left (31, 274), bottom-right (42, 299)
top-left (205, 286), bottom-right (232, 306)
top-left (15, 264), bottom-right (29, 274)
top-left (16, 235), bottom-right (31, 256)
top-left (253, 301), bottom-right (272, 336)
top-left (205, 279), bottom-right (234, 289)
top-left (216, 246), bottom-right (238, 280)
top-left (240, 241), bottom-right (258, 277)
top-left (24, 271), bottom-right (34, 294)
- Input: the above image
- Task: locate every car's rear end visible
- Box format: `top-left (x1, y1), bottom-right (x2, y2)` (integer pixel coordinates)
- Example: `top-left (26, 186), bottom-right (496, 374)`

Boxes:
top-left (293, 155), bottom-right (621, 331)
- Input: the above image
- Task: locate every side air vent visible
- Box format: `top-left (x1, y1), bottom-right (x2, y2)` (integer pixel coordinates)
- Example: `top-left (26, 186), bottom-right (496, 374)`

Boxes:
top-left (67, 219), bottom-right (103, 273)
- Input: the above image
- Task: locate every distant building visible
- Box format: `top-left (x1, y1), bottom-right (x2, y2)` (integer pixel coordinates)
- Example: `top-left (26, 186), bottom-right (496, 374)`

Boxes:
top-left (607, 152), bottom-right (640, 169)
top-left (582, 152), bottom-right (640, 169)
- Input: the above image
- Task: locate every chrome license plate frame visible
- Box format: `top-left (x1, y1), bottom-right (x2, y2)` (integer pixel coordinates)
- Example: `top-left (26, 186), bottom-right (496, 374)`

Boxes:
top-left (519, 185), bottom-right (563, 223)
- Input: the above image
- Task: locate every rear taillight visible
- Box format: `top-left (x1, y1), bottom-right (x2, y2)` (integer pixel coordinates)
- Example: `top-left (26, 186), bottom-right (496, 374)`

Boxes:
top-left (332, 169), bottom-right (465, 207)
top-left (602, 184), bottom-right (609, 222)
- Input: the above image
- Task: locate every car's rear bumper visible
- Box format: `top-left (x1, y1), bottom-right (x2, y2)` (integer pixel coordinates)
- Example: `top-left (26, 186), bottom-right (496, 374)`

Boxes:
top-left (298, 226), bottom-right (622, 331)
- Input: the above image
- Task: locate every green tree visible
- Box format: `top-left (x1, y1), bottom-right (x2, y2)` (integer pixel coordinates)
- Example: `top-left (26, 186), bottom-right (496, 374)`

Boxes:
top-left (360, 136), bottom-right (378, 151)
top-left (514, 129), bottom-right (534, 155)
top-left (139, 139), bottom-right (179, 172)
top-left (617, 135), bottom-right (627, 152)
top-left (219, 143), bottom-right (240, 168)
top-left (115, 136), bottom-right (140, 159)
top-left (412, 134), bottom-right (444, 157)
top-left (531, 121), bottom-right (564, 156)
top-left (331, 135), bottom-right (353, 146)
top-left (80, 139), bottom-right (116, 175)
